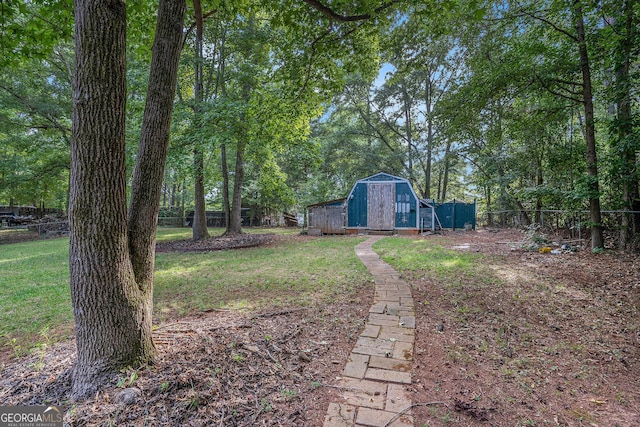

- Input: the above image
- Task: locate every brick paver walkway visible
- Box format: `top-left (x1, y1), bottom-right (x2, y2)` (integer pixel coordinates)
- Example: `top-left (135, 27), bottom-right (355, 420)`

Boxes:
top-left (323, 236), bottom-right (415, 427)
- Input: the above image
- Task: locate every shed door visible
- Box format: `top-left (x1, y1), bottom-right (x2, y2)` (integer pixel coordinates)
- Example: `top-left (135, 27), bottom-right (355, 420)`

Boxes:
top-left (367, 183), bottom-right (395, 230)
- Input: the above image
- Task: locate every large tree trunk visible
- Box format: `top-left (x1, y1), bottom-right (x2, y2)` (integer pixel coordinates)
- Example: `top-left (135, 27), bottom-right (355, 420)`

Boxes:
top-left (574, 0), bottom-right (604, 250)
top-left (70, 0), bottom-right (185, 400)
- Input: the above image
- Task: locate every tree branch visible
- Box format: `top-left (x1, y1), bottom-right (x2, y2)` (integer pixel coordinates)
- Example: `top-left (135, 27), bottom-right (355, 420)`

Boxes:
top-left (183, 9), bottom-right (217, 46)
top-left (0, 82), bottom-right (71, 140)
top-left (546, 77), bottom-right (583, 95)
top-left (534, 74), bottom-right (582, 104)
top-left (516, 10), bottom-right (578, 42)
top-left (302, 0), bottom-right (401, 22)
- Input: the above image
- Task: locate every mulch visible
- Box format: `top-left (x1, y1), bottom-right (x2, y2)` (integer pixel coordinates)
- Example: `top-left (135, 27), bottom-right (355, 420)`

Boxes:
top-left (155, 233), bottom-right (281, 252)
top-left (0, 304), bottom-right (370, 426)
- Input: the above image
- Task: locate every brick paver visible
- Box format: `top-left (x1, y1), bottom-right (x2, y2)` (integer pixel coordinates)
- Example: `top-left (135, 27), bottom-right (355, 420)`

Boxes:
top-left (323, 236), bottom-right (415, 427)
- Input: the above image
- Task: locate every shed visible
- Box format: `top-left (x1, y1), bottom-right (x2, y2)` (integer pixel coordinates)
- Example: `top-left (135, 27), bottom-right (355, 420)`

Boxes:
top-left (306, 173), bottom-right (476, 236)
top-left (306, 198), bottom-right (346, 235)
top-left (345, 172), bottom-right (421, 234)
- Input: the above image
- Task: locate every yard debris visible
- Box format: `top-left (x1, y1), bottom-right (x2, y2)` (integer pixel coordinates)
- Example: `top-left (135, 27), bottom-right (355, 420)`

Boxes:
top-left (0, 300), bottom-right (370, 426)
top-left (114, 387), bottom-right (142, 405)
top-left (454, 398), bottom-right (489, 421)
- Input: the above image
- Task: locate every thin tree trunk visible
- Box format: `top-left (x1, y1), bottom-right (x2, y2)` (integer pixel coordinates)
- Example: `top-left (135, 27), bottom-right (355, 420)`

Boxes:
top-left (486, 186), bottom-right (493, 226)
top-left (221, 143), bottom-right (231, 229)
top-left (614, 0), bottom-right (638, 250)
top-left (225, 18), bottom-right (254, 235)
top-left (441, 140), bottom-right (451, 201)
top-left (424, 73), bottom-right (433, 199)
top-left (70, 0), bottom-right (185, 400)
top-left (403, 85), bottom-right (413, 177)
top-left (574, 0), bottom-right (604, 249)
top-left (227, 139), bottom-right (246, 235)
top-left (192, 150), bottom-right (209, 239)
top-left (534, 150), bottom-right (543, 225)
top-left (191, 0), bottom-right (209, 241)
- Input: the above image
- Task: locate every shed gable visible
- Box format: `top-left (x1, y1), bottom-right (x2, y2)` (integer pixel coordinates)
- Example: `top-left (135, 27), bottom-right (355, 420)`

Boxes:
top-left (346, 172), bottom-right (420, 230)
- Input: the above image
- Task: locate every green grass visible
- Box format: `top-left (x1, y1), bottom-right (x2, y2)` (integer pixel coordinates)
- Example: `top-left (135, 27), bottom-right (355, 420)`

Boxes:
top-left (0, 237), bottom-right (73, 351)
top-left (154, 232), bottom-right (369, 316)
top-left (373, 236), bottom-right (484, 285)
top-left (0, 228), bottom-right (369, 354)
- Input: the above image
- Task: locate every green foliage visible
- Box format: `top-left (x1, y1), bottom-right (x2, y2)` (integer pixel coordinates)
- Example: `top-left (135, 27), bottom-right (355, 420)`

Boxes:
top-left (0, 46), bottom-right (72, 207)
top-left (0, 0), bottom-right (73, 70)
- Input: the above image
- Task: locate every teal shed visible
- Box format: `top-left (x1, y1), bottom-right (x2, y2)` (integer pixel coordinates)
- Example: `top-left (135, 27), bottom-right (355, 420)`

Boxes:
top-left (345, 172), bottom-right (421, 233)
top-left (307, 172), bottom-right (476, 235)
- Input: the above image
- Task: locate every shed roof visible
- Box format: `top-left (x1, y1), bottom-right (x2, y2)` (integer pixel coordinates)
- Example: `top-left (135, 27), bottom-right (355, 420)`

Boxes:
top-left (355, 172), bottom-right (409, 183)
top-left (306, 197), bottom-right (346, 209)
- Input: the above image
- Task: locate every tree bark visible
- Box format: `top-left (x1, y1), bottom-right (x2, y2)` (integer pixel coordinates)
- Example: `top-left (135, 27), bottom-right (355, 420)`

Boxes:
top-left (534, 150), bottom-right (543, 225)
top-left (129, 0), bottom-right (186, 288)
top-left (192, 149), bottom-right (209, 240)
top-left (424, 72), bottom-right (433, 199)
top-left (486, 186), bottom-right (493, 226)
top-left (226, 140), bottom-right (246, 235)
top-left (613, 0), bottom-right (638, 250)
top-left (191, 0), bottom-right (210, 241)
top-left (224, 19), bottom-right (254, 236)
top-left (70, 0), bottom-right (186, 400)
top-left (574, 0), bottom-right (604, 249)
top-left (221, 142), bottom-right (231, 229)
top-left (441, 140), bottom-right (451, 201)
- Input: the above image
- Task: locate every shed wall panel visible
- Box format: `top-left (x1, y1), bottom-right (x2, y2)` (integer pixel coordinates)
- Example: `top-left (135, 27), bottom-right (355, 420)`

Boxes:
top-left (394, 182), bottom-right (417, 228)
top-left (347, 182), bottom-right (368, 227)
top-left (325, 206), bottom-right (345, 234)
top-left (308, 206), bottom-right (327, 230)
top-left (308, 205), bottom-right (345, 234)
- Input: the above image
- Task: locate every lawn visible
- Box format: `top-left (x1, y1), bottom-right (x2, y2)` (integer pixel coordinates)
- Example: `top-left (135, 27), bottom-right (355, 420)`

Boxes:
top-left (0, 228), bottom-right (369, 355)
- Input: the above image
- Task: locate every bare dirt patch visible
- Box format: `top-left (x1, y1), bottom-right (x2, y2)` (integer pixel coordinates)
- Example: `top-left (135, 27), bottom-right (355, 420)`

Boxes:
top-left (409, 229), bottom-right (640, 427)
top-left (0, 228), bottom-right (40, 244)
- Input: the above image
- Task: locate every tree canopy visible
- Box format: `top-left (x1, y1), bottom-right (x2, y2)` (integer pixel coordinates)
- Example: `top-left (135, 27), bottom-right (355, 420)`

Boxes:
top-left (2, 0), bottom-right (639, 248)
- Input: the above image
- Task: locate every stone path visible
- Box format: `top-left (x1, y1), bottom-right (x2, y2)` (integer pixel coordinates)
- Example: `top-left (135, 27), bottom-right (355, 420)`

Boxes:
top-left (323, 236), bottom-right (415, 427)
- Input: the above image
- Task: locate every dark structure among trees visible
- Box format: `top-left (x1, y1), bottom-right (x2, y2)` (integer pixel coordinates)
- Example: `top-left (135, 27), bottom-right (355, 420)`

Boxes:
top-left (307, 173), bottom-right (476, 235)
